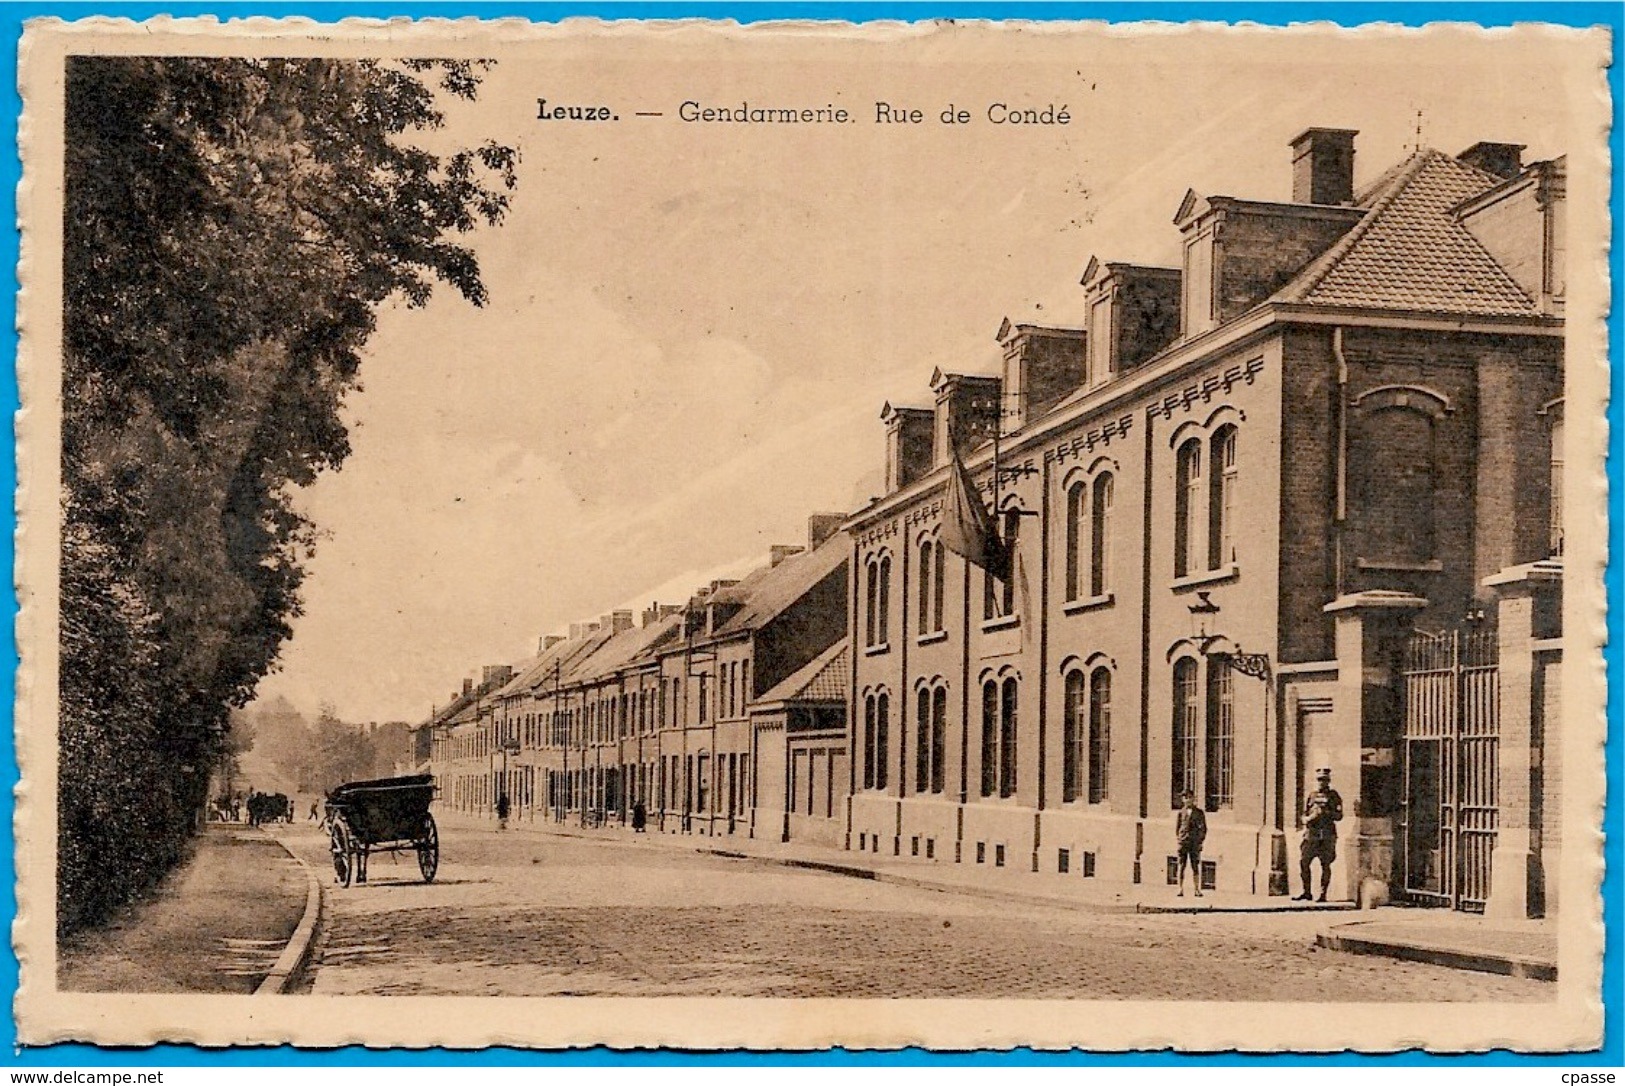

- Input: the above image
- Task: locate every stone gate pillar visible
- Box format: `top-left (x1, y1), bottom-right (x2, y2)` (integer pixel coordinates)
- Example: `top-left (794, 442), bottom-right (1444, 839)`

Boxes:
top-left (1484, 558), bottom-right (1562, 919)
top-left (1321, 591), bottom-right (1429, 904)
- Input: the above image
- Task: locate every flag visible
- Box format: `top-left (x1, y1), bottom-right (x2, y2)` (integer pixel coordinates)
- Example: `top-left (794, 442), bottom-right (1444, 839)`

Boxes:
top-left (940, 447), bottom-right (1010, 583)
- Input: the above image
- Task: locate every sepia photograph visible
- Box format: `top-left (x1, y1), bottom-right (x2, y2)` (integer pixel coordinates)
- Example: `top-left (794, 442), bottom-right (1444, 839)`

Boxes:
top-left (12, 15), bottom-right (1611, 1052)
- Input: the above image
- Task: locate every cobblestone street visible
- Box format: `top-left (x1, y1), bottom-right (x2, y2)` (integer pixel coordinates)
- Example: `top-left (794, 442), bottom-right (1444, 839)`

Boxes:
top-left (276, 824), bottom-right (1550, 1000)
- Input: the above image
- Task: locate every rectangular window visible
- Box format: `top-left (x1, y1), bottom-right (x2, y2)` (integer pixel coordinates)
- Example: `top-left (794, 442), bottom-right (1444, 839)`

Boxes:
top-left (1175, 441), bottom-right (1202, 578)
top-left (1091, 473), bottom-right (1114, 597)
top-left (1063, 671), bottom-right (1086, 803)
top-left (1205, 662), bottom-right (1234, 810)
top-left (1065, 483), bottom-right (1085, 601)
top-left (875, 693), bottom-right (890, 791)
top-left (915, 688), bottom-right (931, 794)
top-left (999, 678), bottom-right (1018, 798)
top-left (863, 695), bottom-right (877, 790)
top-left (1173, 658), bottom-right (1200, 807)
top-left (980, 681), bottom-right (998, 798)
top-left (1088, 668), bottom-right (1112, 804)
top-left (1209, 427), bottom-right (1237, 569)
top-left (931, 687), bottom-right (947, 795)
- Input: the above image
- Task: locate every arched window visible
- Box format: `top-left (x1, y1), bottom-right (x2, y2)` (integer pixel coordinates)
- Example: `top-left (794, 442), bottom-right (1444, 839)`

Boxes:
top-left (875, 692), bottom-right (890, 791)
top-left (863, 694), bottom-right (877, 790)
top-left (1001, 512), bottom-right (1020, 616)
top-left (983, 511), bottom-right (1020, 620)
top-left (999, 677), bottom-right (1019, 798)
top-left (1550, 414), bottom-right (1564, 556)
top-left (932, 541), bottom-right (946, 633)
top-left (1172, 658), bottom-right (1200, 807)
top-left (1065, 482), bottom-right (1087, 601)
top-left (980, 680), bottom-right (998, 798)
top-left (915, 687), bottom-right (931, 794)
top-left (1089, 667), bottom-right (1112, 804)
top-left (877, 556), bottom-right (892, 645)
top-left (1175, 439), bottom-right (1202, 577)
top-left (865, 560), bottom-right (878, 646)
top-left (930, 686), bottom-right (947, 795)
top-left (1205, 660), bottom-right (1234, 810)
top-left (918, 540), bottom-right (934, 633)
top-left (1208, 426), bottom-right (1236, 569)
top-left (1353, 405), bottom-right (1436, 565)
top-left (918, 539), bottom-right (946, 634)
top-left (1091, 472), bottom-right (1114, 596)
top-left (1062, 670), bottom-right (1086, 803)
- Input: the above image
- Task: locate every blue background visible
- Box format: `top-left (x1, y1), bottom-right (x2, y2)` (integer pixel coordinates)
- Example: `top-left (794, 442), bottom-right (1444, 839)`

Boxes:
top-left (3, 0), bottom-right (1618, 1067)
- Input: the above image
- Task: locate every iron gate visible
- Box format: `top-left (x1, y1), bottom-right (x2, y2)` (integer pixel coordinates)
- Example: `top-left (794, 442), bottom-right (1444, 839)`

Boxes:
top-left (1399, 628), bottom-right (1499, 911)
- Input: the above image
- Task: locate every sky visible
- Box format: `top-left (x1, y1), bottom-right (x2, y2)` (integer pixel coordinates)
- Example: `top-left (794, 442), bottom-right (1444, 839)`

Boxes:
top-left (248, 22), bottom-right (1588, 723)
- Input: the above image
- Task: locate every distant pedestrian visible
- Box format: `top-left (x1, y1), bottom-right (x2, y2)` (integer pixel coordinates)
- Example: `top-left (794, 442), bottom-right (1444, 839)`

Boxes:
top-left (308, 801), bottom-right (320, 822)
top-left (496, 792), bottom-right (510, 830)
top-left (631, 800), bottom-right (647, 833)
top-left (1174, 789), bottom-right (1207, 898)
top-left (1297, 767), bottom-right (1344, 902)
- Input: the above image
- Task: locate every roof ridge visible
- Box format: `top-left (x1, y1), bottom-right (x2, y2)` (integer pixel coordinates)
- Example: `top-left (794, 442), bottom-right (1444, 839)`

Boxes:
top-left (1281, 149), bottom-right (1433, 304)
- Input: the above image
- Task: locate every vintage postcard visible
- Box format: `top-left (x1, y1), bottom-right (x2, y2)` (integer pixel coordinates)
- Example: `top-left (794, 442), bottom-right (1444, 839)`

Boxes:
top-left (13, 15), bottom-right (1612, 1051)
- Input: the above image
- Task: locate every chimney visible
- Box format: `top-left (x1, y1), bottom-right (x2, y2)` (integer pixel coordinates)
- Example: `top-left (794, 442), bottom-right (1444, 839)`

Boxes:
top-left (770, 544), bottom-right (804, 568)
top-left (539, 634), bottom-right (564, 652)
top-left (1290, 128), bottom-right (1357, 206)
top-left (1457, 141), bottom-right (1525, 181)
top-left (807, 512), bottom-right (845, 550)
top-left (880, 403), bottom-right (935, 492)
top-left (1079, 261), bottom-right (1181, 381)
top-left (997, 320), bottom-right (1087, 428)
top-left (482, 664), bottom-right (514, 689)
top-left (461, 677), bottom-right (473, 697)
top-left (930, 370), bottom-right (1002, 466)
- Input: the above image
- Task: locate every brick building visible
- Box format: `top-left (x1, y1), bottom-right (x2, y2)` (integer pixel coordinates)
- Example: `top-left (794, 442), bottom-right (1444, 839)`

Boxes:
top-left (425, 514), bottom-right (849, 838)
top-left (845, 130), bottom-right (1565, 915)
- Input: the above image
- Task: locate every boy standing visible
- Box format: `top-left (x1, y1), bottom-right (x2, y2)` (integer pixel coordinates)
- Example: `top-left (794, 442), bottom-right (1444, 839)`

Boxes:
top-left (1175, 789), bottom-right (1207, 897)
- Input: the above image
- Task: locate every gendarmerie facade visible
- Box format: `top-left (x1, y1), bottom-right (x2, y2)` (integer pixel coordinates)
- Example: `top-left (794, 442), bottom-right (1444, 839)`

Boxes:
top-left (846, 129), bottom-right (1566, 915)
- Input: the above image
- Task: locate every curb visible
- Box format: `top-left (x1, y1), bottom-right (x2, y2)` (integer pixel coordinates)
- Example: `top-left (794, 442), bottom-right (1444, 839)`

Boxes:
top-left (255, 829), bottom-right (325, 996)
top-left (698, 844), bottom-right (1146, 914)
top-left (1315, 927), bottom-right (1557, 982)
top-left (1138, 901), bottom-right (1358, 915)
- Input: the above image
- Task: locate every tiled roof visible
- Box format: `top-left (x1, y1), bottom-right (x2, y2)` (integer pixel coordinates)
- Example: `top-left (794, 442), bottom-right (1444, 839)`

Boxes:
top-left (754, 638), bottom-right (849, 706)
top-left (572, 613), bottom-right (683, 684)
top-left (713, 538), bottom-right (848, 638)
top-left (1273, 149), bottom-right (1538, 318)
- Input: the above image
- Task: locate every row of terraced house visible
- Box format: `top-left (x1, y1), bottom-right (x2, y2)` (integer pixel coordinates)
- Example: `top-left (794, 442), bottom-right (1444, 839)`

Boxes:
top-left (421, 127), bottom-right (1569, 918)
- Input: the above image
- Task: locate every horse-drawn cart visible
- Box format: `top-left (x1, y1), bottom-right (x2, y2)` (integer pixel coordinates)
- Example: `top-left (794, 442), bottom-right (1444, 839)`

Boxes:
top-left (326, 774), bottom-right (439, 887)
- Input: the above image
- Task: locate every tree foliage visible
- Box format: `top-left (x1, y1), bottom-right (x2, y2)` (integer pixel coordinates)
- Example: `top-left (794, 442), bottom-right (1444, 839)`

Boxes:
top-left (58, 57), bottom-right (516, 934)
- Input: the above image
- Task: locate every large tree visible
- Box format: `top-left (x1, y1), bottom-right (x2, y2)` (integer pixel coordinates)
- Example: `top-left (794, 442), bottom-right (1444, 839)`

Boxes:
top-left (58, 57), bottom-right (516, 933)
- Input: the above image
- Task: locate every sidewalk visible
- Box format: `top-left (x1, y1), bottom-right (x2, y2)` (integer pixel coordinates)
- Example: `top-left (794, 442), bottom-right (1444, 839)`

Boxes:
top-left (57, 822), bottom-right (313, 994)
top-left (1316, 910), bottom-right (1557, 981)
top-left (441, 809), bottom-right (1355, 916)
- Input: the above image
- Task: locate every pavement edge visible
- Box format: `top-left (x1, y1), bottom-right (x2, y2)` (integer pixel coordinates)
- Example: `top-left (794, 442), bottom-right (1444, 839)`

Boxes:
top-left (255, 829), bottom-right (325, 995)
top-left (1315, 922), bottom-right (1558, 982)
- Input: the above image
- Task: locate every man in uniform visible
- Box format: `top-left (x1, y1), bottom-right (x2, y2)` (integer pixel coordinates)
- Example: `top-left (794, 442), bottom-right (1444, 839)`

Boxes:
top-left (1297, 767), bottom-right (1344, 902)
top-left (1174, 789), bottom-right (1207, 898)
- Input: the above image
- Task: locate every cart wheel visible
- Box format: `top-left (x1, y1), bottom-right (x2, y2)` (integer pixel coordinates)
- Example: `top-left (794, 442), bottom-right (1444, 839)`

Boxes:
top-left (417, 814), bottom-right (439, 883)
top-left (330, 823), bottom-right (354, 888)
